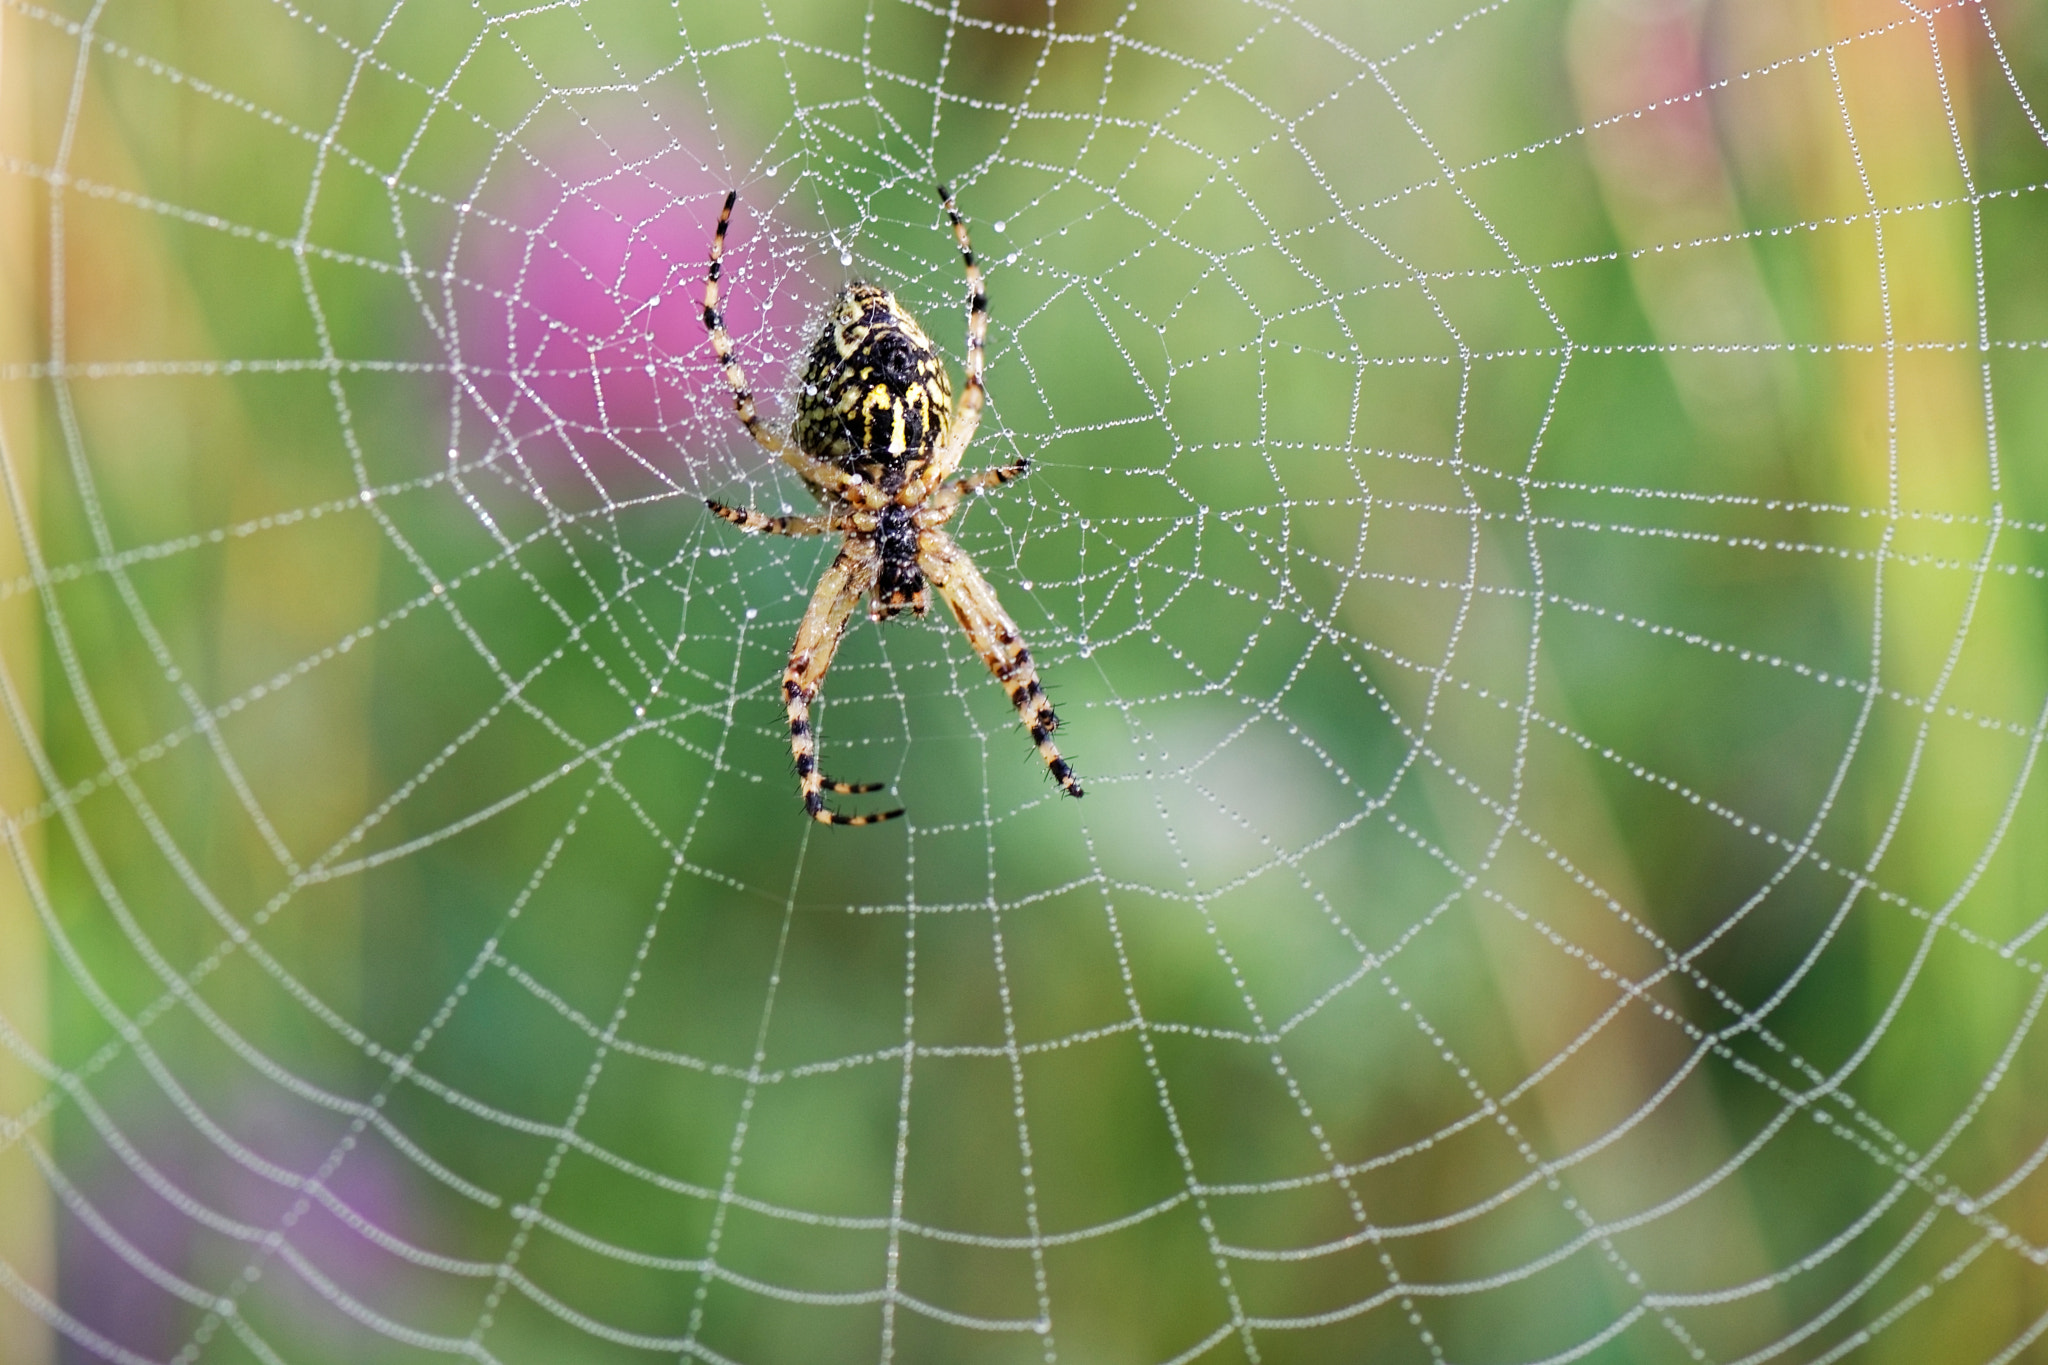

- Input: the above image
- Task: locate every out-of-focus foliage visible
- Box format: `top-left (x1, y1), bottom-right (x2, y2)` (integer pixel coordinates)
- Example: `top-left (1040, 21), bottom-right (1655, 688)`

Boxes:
top-left (2, 2), bottom-right (2047, 1363)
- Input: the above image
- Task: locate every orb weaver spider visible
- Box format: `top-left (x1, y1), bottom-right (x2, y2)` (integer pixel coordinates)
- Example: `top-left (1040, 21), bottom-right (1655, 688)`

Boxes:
top-left (701, 186), bottom-right (1082, 825)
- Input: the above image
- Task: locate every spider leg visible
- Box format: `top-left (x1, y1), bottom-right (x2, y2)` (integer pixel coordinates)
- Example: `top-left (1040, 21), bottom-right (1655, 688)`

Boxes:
top-left (921, 184), bottom-right (987, 492)
top-left (704, 190), bottom-right (863, 499)
top-left (785, 542), bottom-right (903, 825)
top-left (919, 529), bottom-right (1083, 800)
top-left (920, 454), bottom-right (1026, 520)
top-left (954, 454), bottom-right (1029, 499)
top-left (705, 500), bottom-right (830, 536)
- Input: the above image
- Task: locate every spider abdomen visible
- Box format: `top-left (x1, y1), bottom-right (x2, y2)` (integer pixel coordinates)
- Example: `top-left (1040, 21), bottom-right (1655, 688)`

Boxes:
top-left (792, 284), bottom-right (953, 484)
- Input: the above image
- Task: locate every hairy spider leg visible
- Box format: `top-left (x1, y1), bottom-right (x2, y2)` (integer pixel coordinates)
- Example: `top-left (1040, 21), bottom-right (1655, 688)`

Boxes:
top-left (953, 455), bottom-right (1030, 499)
top-left (704, 501), bottom-right (830, 537)
top-left (703, 190), bottom-right (863, 499)
top-left (819, 774), bottom-right (890, 796)
top-left (922, 184), bottom-right (988, 491)
top-left (785, 543), bottom-right (903, 822)
top-left (920, 530), bottom-right (1083, 799)
top-left (922, 454), bottom-right (1030, 520)
top-left (709, 503), bottom-right (884, 795)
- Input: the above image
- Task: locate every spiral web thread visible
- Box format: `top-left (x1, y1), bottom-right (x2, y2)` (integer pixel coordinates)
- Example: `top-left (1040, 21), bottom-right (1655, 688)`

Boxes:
top-left (2, 0), bottom-right (2048, 1362)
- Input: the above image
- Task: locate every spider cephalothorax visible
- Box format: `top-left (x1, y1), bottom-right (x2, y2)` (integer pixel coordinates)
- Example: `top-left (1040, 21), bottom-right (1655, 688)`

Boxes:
top-left (701, 186), bottom-right (1083, 825)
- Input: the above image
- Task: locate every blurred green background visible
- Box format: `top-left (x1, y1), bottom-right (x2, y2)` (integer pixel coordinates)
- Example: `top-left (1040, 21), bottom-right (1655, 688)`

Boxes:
top-left (3, 1), bottom-right (2048, 1362)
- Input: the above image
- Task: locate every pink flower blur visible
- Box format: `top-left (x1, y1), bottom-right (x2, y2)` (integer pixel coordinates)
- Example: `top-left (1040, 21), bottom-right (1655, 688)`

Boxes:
top-left (447, 145), bottom-right (816, 508)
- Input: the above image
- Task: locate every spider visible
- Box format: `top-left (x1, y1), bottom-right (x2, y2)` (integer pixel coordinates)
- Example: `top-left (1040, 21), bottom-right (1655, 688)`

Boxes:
top-left (700, 185), bottom-right (1083, 825)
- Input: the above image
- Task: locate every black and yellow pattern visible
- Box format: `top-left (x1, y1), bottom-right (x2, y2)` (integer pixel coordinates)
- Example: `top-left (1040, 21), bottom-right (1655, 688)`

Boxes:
top-left (699, 186), bottom-right (1081, 825)
top-left (790, 286), bottom-right (953, 479)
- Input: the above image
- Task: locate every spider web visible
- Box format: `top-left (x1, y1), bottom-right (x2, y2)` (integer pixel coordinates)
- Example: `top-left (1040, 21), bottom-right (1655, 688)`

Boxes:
top-left (3, 0), bottom-right (2048, 1361)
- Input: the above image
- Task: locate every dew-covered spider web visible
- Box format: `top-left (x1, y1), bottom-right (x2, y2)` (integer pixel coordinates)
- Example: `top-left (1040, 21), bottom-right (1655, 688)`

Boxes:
top-left (4, 0), bottom-right (2048, 1361)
